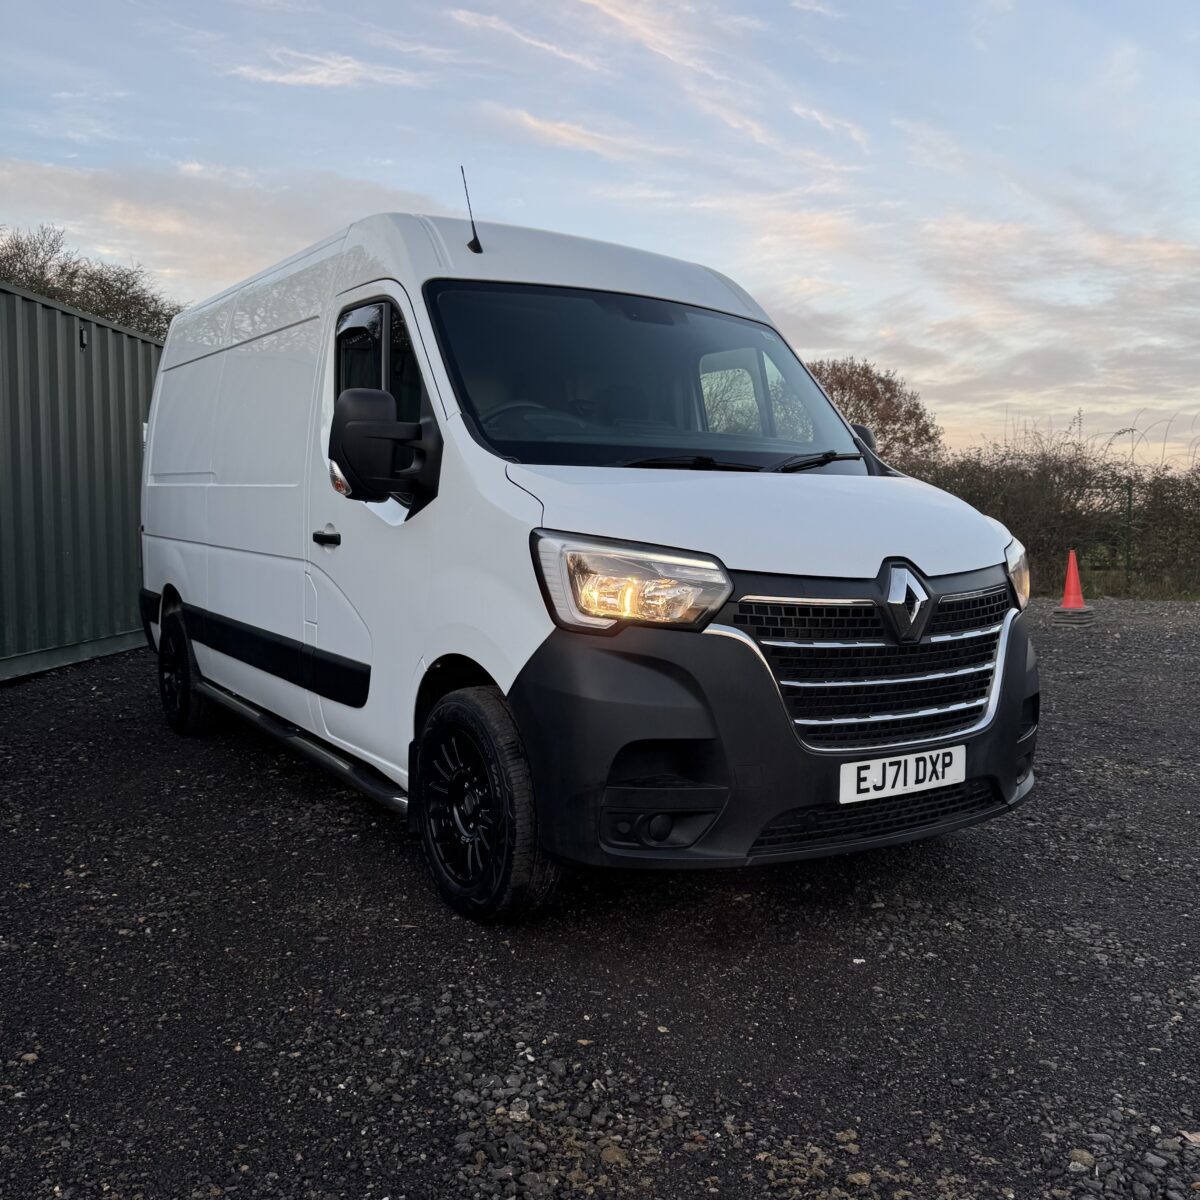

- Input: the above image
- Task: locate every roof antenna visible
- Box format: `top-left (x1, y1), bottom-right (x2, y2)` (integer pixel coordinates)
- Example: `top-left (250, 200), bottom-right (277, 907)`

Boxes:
top-left (460, 165), bottom-right (483, 254)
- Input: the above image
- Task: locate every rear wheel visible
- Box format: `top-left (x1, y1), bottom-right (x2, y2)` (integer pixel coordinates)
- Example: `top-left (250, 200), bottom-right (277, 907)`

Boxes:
top-left (416, 686), bottom-right (562, 921)
top-left (158, 609), bottom-right (212, 735)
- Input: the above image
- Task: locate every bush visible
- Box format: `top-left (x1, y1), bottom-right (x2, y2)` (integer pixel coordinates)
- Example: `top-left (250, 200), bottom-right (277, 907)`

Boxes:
top-left (909, 420), bottom-right (1200, 598)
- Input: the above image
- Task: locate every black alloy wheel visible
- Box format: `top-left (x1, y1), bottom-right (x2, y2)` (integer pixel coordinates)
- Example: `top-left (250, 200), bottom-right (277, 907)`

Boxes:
top-left (423, 724), bottom-right (507, 891)
top-left (416, 687), bottom-right (562, 921)
top-left (157, 609), bottom-right (212, 735)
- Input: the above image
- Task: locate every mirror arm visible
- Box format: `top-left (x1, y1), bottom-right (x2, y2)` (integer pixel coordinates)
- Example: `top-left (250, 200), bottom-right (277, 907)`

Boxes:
top-left (349, 414), bottom-right (443, 500)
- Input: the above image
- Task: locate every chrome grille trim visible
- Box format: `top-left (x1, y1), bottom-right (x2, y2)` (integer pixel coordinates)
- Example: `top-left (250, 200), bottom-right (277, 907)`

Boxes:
top-left (738, 595), bottom-right (876, 606)
top-left (793, 697), bottom-right (989, 726)
top-left (762, 637), bottom-right (890, 649)
top-left (762, 621), bottom-right (1005, 650)
top-left (928, 621), bottom-right (1006, 643)
top-left (939, 584), bottom-right (1009, 601)
top-left (780, 661), bottom-right (995, 688)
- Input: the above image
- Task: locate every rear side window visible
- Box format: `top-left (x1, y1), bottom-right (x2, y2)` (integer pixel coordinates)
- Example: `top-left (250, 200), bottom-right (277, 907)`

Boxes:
top-left (335, 301), bottom-right (423, 422)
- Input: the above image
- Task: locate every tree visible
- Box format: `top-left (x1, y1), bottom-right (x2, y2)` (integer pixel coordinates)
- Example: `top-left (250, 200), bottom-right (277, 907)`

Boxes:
top-left (807, 356), bottom-right (944, 467)
top-left (0, 224), bottom-right (183, 340)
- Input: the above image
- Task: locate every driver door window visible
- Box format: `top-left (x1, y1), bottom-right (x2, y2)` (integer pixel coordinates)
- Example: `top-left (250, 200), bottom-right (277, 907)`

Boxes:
top-left (335, 302), bottom-right (423, 422)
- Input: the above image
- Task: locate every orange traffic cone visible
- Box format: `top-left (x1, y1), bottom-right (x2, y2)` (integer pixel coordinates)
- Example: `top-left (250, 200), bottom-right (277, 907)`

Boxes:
top-left (1052, 549), bottom-right (1095, 625)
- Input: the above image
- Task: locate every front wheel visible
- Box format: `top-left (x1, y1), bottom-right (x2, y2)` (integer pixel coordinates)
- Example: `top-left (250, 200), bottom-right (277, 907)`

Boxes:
top-left (415, 686), bottom-right (563, 921)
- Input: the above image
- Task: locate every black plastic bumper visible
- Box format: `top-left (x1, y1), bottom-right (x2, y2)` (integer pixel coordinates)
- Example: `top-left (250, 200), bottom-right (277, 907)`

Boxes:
top-left (506, 611), bottom-right (1039, 869)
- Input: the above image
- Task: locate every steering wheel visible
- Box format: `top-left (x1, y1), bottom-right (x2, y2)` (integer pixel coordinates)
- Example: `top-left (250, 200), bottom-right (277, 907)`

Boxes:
top-left (482, 401), bottom-right (589, 432)
top-left (482, 402), bottom-right (550, 426)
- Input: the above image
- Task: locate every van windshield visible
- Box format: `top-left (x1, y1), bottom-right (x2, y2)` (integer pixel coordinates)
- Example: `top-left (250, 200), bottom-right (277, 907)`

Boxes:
top-left (425, 280), bottom-right (865, 472)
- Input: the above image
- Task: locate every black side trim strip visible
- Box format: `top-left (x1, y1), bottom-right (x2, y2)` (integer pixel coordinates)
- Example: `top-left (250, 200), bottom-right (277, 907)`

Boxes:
top-left (139, 588), bottom-right (161, 650)
top-left (181, 603), bottom-right (370, 708)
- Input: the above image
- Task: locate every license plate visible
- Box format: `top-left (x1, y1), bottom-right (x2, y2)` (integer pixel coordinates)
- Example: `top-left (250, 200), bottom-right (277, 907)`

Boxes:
top-left (838, 745), bottom-right (966, 805)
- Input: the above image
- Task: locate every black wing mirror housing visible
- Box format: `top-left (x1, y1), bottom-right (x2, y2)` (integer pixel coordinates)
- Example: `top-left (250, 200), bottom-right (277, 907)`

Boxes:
top-left (329, 387), bottom-right (442, 507)
top-left (851, 423), bottom-right (877, 453)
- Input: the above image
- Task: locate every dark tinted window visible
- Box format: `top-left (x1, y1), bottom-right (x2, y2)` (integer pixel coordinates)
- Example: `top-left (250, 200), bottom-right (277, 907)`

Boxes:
top-left (425, 280), bottom-right (859, 471)
top-left (336, 304), bottom-right (383, 392)
top-left (336, 301), bottom-right (423, 423)
top-left (389, 310), bottom-right (422, 423)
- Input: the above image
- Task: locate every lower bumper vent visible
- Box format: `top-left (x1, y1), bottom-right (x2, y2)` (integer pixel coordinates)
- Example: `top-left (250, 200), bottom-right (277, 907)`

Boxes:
top-left (749, 780), bottom-right (1001, 856)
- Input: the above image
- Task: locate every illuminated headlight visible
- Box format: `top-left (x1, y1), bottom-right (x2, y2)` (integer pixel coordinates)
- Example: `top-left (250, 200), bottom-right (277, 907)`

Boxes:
top-left (532, 531), bottom-right (732, 632)
top-left (1005, 538), bottom-right (1030, 609)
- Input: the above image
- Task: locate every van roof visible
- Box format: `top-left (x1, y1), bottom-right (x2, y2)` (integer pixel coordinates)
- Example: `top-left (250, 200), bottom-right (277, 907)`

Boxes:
top-left (162, 213), bottom-right (769, 370)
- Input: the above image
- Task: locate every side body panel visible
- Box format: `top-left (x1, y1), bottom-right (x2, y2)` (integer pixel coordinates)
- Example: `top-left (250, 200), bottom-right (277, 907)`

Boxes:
top-left (144, 239), bottom-right (344, 731)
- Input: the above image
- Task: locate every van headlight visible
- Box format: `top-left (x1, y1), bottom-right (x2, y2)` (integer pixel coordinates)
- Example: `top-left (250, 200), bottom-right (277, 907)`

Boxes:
top-left (532, 531), bottom-right (732, 632)
top-left (1005, 538), bottom-right (1030, 609)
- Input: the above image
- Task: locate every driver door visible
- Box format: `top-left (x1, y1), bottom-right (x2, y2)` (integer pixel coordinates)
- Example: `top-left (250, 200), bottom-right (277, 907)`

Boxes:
top-left (304, 283), bottom-right (436, 782)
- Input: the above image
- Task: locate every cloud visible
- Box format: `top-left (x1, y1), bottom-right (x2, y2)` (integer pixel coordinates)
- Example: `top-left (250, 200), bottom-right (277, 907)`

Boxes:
top-left (482, 103), bottom-right (674, 160)
top-left (793, 104), bottom-right (869, 152)
top-left (969, 0), bottom-right (1013, 49)
top-left (577, 0), bottom-right (725, 79)
top-left (13, 85), bottom-right (131, 146)
top-left (228, 0), bottom-right (323, 10)
top-left (793, 33), bottom-right (859, 64)
top-left (369, 34), bottom-right (477, 64)
top-left (449, 10), bottom-right (602, 70)
top-left (1099, 40), bottom-right (1142, 93)
top-left (891, 118), bottom-right (969, 173)
top-left (176, 160), bottom-right (257, 185)
top-left (0, 156), bottom-right (445, 301)
top-left (791, 0), bottom-right (842, 15)
top-left (230, 48), bottom-right (426, 87)
top-left (683, 84), bottom-right (775, 146)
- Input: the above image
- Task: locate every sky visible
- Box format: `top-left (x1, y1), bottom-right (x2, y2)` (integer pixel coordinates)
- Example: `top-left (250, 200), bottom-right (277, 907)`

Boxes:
top-left (2, 0), bottom-right (1199, 460)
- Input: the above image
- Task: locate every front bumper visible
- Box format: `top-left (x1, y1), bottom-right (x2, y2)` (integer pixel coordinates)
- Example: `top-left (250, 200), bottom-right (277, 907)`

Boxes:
top-left (506, 595), bottom-right (1039, 869)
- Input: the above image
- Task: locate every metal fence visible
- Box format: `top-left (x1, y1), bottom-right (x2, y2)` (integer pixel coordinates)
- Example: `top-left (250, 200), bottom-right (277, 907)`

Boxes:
top-left (0, 281), bottom-right (162, 681)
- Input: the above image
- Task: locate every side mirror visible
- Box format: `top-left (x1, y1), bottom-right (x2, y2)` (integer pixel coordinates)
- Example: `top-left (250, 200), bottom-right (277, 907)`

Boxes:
top-left (851, 423), bottom-right (877, 453)
top-left (329, 387), bottom-right (442, 505)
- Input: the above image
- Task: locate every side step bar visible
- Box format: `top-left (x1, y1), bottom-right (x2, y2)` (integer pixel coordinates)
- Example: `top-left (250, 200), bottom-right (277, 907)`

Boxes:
top-left (195, 680), bottom-right (409, 818)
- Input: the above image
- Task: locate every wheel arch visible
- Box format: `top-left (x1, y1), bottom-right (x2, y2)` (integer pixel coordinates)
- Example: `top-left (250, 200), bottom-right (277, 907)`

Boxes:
top-left (160, 583), bottom-right (184, 618)
top-left (412, 654), bottom-right (499, 746)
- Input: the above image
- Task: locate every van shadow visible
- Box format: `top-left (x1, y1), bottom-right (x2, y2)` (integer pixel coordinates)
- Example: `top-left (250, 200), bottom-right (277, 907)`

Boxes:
top-left (528, 825), bottom-right (1000, 948)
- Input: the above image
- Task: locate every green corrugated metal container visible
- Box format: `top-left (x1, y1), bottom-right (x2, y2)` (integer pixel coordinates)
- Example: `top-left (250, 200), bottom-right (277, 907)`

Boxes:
top-left (0, 281), bottom-right (163, 680)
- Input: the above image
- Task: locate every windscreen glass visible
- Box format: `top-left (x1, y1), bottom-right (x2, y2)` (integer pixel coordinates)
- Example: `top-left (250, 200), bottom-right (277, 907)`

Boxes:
top-left (426, 280), bottom-right (864, 471)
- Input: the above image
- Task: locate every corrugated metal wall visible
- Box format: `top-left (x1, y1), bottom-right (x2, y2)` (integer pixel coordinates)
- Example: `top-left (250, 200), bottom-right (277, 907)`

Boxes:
top-left (0, 282), bottom-right (162, 681)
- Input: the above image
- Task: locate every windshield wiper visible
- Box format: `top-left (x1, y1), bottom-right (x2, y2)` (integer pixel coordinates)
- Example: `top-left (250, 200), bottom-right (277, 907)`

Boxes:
top-left (766, 450), bottom-right (863, 474)
top-left (618, 454), bottom-right (761, 472)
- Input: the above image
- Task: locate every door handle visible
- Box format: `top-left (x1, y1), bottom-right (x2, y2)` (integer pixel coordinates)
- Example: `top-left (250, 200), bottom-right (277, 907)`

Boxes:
top-left (312, 530), bottom-right (341, 547)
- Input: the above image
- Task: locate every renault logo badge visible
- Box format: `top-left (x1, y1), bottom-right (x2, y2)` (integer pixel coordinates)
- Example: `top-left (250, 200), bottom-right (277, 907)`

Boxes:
top-left (886, 566), bottom-right (930, 642)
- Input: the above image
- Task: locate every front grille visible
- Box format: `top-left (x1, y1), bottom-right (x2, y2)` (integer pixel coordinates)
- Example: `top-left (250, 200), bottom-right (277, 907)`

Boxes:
top-left (734, 600), bottom-right (885, 642)
top-left (734, 582), bottom-right (1014, 752)
top-left (928, 585), bottom-right (1012, 635)
top-left (749, 780), bottom-right (1000, 855)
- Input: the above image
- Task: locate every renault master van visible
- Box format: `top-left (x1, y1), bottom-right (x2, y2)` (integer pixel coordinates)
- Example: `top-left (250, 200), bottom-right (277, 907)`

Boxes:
top-left (140, 213), bottom-right (1039, 919)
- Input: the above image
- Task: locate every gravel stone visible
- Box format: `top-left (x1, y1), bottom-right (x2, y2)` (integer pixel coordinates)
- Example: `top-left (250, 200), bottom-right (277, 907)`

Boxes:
top-left (1, 599), bottom-right (1197, 1198)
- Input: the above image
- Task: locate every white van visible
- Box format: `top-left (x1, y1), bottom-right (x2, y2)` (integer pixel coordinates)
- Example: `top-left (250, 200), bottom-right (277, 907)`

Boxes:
top-left (140, 213), bottom-right (1039, 919)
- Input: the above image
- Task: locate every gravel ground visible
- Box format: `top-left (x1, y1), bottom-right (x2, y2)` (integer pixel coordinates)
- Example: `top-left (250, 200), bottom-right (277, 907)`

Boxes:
top-left (1, 598), bottom-right (1198, 1200)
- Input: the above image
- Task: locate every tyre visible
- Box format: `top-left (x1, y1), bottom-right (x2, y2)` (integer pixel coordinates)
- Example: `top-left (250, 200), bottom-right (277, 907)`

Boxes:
top-left (158, 609), bottom-right (213, 736)
top-left (415, 686), bottom-right (563, 921)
